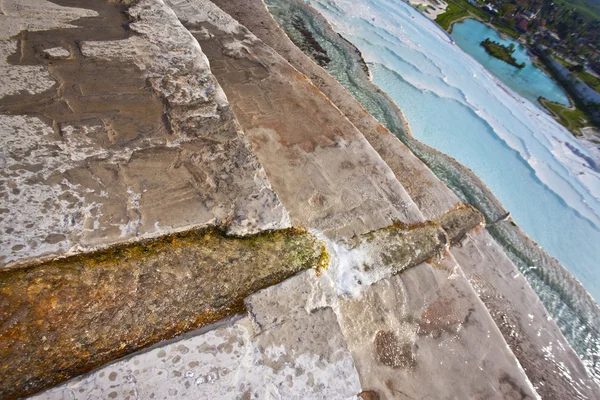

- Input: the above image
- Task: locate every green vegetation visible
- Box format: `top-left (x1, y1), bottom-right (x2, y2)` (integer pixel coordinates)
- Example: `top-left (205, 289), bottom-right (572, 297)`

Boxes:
top-left (553, 57), bottom-right (600, 89)
top-left (492, 19), bottom-right (521, 39)
top-left (539, 53), bottom-right (600, 130)
top-left (573, 69), bottom-right (600, 90)
top-left (555, 56), bottom-right (573, 69)
top-left (435, 0), bottom-right (519, 38)
top-left (435, 1), bottom-right (469, 31)
top-left (555, 0), bottom-right (600, 22)
top-left (539, 97), bottom-right (588, 136)
top-left (481, 38), bottom-right (526, 68)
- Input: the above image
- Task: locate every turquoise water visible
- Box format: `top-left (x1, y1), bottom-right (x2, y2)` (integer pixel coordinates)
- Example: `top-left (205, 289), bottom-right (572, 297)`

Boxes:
top-left (372, 63), bottom-right (599, 295)
top-left (266, 0), bottom-right (600, 381)
top-left (451, 19), bottom-right (570, 107)
top-left (309, 0), bottom-right (600, 303)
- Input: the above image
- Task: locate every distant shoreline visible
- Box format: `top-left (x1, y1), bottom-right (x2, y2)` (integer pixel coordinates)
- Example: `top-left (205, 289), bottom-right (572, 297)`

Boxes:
top-left (259, 1), bottom-right (600, 377)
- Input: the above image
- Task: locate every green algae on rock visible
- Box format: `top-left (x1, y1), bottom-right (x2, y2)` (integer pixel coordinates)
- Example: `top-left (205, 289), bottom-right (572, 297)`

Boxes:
top-left (0, 227), bottom-right (325, 399)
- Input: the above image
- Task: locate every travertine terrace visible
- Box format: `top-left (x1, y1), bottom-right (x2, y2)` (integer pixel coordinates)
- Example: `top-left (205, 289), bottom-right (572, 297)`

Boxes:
top-left (1, 0), bottom-right (598, 399)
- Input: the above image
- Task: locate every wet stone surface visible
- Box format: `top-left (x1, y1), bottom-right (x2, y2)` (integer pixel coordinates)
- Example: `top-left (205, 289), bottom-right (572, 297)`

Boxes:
top-left (211, 0), bottom-right (463, 221)
top-left (452, 228), bottom-right (600, 400)
top-left (0, 0), bottom-right (288, 266)
top-left (0, 227), bottom-right (325, 399)
top-left (337, 256), bottom-right (539, 400)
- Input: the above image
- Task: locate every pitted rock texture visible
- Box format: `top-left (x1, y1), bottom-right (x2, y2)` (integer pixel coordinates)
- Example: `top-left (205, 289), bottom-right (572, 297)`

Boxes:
top-left (0, 0), bottom-right (288, 267)
top-left (452, 228), bottom-right (600, 400)
top-left (0, 1), bottom-right (570, 400)
top-left (166, 0), bottom-right (426, 239)
top-left (337, 256), bottom-right (539, 400)
top-left (0, 227), bottom-right (325, 399)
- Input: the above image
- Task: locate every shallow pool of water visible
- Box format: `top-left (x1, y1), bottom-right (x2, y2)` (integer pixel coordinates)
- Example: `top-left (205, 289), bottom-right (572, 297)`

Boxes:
top-left (451, 18), bottom-right (570, 107)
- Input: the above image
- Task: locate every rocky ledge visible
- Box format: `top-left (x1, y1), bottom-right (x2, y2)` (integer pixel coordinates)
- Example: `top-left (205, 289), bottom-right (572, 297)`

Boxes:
top-left (0, 0), bottom-right (598, 399)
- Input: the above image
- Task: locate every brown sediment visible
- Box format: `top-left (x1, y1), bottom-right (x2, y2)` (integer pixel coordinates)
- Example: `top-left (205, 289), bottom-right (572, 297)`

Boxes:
top-left (358, 391), bottom-right (382, 400)
top-left (333, 206), bottom-right (484, 287)
top-left (437, 203), bottom-right (484, 244)
top-left (374, 204), bottom-right (483, 245)
top-left (374, 330), bottom-right (415, 368)
top-left (0, 226), bottom-right (325, 399)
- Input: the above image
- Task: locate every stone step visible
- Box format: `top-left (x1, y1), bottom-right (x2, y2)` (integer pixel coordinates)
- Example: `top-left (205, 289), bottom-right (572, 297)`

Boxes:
top-left (165, 0), bottom-right (427, 240)
top-left (0, 0), bottom-right (288, 268)
top-left (0, 1), bottom-right (575, 400)
top-left (451, 227), bottom-right (600, 399)
top-left (207, 1), bottom-right (600, 398)
top-left (0, 227), bottom-right (325, 399)
top-left (33, 218), bottom-right (544, 399)
top-left (34, 271), bottom-right (363, 400)
top-left (209, 0), bottom-right (462, 221)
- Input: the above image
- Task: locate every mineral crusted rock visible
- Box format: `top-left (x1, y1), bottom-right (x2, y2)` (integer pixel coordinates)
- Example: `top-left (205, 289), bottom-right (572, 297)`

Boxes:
top-left (43, 46), bottom-right (70, 59)
top-left (337, 256), bottom-right (539, 400)
top-left (0, 0), bottom-right (98, 39)
top-left (33, 268), bottom-right (362, 400)
top-left (211, 0), bottom-right (462, 220)
top-left (0, 0), bottom-right (288, 267)
top-left (210, 1), bottom-right (600, 398)
top-left (0, 227), bottom-right (325, 399)
top-left (1, 0), bottom-right (590, 399)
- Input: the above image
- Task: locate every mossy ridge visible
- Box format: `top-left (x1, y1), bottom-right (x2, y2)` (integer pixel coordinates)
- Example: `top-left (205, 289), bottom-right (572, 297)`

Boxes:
top-left (341, 205), bottom-right (484, 280)
top-left (0, 225), bottom-right (325, 399)
top-left (359, 203), bottom-right (483, 245)
top-left (1, 226), bottom-right (312, 276)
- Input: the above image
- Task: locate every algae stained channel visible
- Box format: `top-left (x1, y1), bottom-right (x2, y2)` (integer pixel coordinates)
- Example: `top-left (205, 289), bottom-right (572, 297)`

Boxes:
top-left (263, 0), bottom-right (600, 382)
top-left (0, 227), bottom-right (326, 399)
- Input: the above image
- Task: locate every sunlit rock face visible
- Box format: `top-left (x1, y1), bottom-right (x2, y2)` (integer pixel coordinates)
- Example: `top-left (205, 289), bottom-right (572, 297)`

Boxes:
top-left (2, 0), bottom-right (598, 399)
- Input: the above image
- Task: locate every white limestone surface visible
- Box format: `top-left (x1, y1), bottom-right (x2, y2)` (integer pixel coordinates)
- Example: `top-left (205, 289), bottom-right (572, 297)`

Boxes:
top-left (43, 46), bottom-right (70, 59)
top-left (0, 0), bottom-right (290, 266)
top-left (0, 38), bottom-right (55, 98)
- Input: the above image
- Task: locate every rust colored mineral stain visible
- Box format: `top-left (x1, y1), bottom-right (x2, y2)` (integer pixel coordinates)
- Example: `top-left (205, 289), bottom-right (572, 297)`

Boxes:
top-left (191, 25), bottom-right (352, 154)
top-left (358, 390), bottom-right (382, 400)
top-left (0, 227), bottom-right (325, 399)
top-left (373, 330), bottom-right (415, 369)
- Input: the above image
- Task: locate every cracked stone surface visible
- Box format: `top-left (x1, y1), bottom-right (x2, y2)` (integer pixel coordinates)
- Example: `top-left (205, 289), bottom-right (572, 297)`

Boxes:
top-left (1, 1), bottom-right (581, 400)
top-left (0, 0), bottom-right (288, 267)
top-left (33, 270), bottom-right (361, 400)
top-left (165, 0), bottom-right (426, 239)
top-left (452, 227), bottom-right (600, 400)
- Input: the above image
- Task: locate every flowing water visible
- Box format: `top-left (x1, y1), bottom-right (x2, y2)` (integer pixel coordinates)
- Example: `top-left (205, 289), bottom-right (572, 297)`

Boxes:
top-left (265, 0), bottom-right (600, 381)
